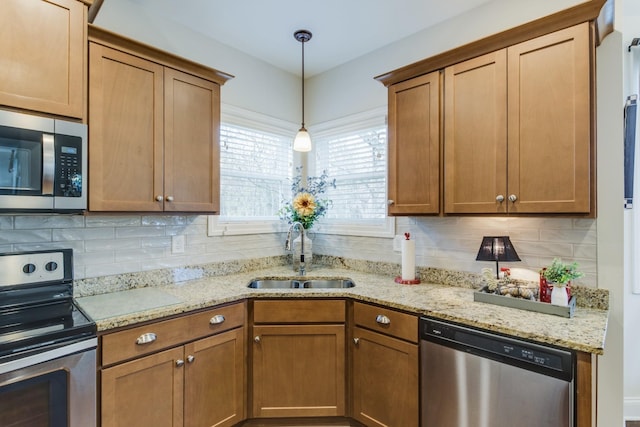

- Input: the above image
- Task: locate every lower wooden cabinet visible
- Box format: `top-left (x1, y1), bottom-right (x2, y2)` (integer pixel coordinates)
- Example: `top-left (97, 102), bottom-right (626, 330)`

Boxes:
top-left (100, 303), bottom-right (246, 427)
top-left (351, 303), bottom-right (419, 427)
top-left (251, 300), bottom-right (346, 418)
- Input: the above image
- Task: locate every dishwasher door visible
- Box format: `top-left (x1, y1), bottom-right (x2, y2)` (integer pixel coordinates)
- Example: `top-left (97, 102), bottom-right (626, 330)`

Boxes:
top-left (420, 318), bottom-right (574, 427)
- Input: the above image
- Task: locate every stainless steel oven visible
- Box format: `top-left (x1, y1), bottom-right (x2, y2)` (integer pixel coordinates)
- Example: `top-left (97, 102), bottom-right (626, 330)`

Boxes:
top-left (0, 249), bottom-right (97, 427)
top-left (0, 109), bottom-right (87, 212)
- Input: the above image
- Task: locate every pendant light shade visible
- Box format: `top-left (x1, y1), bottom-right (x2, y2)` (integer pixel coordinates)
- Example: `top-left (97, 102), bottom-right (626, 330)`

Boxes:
top-left (293, 29), bottom-right (312, 152)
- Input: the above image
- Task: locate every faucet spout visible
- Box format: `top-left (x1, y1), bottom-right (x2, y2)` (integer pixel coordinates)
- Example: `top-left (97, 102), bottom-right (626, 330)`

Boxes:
top-left (286, 222), bottom-right (306, 276)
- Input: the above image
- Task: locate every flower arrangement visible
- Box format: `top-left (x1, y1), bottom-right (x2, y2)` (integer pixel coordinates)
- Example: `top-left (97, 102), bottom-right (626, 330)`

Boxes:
top-left (542, 258), bottom-right (583, 285)
top-left (279, 167), bottom-right (335, 229)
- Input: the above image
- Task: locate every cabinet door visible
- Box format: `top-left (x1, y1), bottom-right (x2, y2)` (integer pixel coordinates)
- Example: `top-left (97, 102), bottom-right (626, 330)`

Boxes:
top-left (507, 23), bottom-right (591, 213)
top-left (444, 50), bottom-right (508, 213)
top-left (164, 68), bottom-right (221, 212)
top-left (88, 43), bottom-right (164, 211)
top-left (0, 0), bottom-right (85, 118)
top-left (252, 324), bottom-right (345, 418)
top-left (387, 71), bottom-right (441, 215)
top-left (101, 347), bottom-right (184, 427)
top-left (184, 328), bottom-right (245, 427)
top-left (351, 326), bottom-right (418, 427)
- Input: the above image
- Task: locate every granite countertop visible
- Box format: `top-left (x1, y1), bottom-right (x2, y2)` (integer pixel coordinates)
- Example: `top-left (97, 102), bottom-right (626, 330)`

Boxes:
top-left (76, 265), bottom-right (608, 355)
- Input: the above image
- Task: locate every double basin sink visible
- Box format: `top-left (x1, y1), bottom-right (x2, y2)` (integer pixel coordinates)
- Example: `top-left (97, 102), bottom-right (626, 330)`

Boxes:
top-left (248, 278), bottom-right (355, 289)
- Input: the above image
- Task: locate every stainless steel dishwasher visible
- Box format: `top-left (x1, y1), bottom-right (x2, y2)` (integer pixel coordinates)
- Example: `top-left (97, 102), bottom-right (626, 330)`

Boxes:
top-left (420, 318), bottom-right (574, 427)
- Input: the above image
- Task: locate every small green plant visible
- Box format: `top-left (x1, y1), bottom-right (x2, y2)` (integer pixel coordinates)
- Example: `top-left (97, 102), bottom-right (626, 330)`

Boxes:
top-left (542, 258), bottom-right (583, 285)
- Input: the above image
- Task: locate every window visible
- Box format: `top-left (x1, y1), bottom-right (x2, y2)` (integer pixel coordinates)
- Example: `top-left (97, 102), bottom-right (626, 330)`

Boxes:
top-left (312, 107), bottom-right (394, 237)
top-left (208, 105), bottom-right (293, 236)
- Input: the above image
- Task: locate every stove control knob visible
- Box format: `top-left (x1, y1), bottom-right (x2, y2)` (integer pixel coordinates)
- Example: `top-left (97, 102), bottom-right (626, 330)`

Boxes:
top-left (23, 263), bottom-right (36, 274)
top-left (45, 261), bottom-right (58, 272)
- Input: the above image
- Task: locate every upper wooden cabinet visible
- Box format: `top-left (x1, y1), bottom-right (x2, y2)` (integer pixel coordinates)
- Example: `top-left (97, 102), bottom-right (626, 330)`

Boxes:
top-left (88, 25), bottom-right (231, 212)
top-left (445, 23), bottom-right (592, 214)
top-left (0, 0), bottom-right (88, 119)
top-left (387, 71), bottom-right (441, 215)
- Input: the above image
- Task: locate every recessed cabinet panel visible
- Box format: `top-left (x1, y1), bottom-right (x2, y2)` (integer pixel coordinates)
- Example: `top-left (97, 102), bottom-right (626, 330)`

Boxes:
top-left (101, 347), bottom-right (184, 427)
top-left (444, 50), bottom-right (508, 213)
top-left (88, 43), bottom-right (164, 211)
top-left (0, 0), bottom-right (85, 118)
top-left (164, 68), bottom-right (220, 212)
top-left (388, 71), bottom-right (440, 215)
top-left (507, 23), bottom-right (591, 213)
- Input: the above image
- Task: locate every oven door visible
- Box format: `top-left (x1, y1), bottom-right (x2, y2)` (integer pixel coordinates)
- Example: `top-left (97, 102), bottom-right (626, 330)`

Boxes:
top-left (0, 110), bottom-right (54, 210)
top-left (0, 338), bottom-right (97, 427)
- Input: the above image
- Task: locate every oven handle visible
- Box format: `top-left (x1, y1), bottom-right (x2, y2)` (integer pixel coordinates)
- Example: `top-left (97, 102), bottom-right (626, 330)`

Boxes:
top-left (42, 133), bottom-right (55, 195)
top-left (0, 337), bottom-right (97, 375)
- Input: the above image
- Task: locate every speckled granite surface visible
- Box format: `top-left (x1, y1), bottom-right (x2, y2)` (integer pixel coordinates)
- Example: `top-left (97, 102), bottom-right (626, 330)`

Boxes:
top-left (75, 257), bottom-right (609, 355)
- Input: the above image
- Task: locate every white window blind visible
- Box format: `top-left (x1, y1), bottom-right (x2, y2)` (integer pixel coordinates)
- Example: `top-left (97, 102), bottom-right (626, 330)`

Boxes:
top-left (315, 118), bottom-right (387, 220)
top-left (219, 123), bottom-right (292, 218)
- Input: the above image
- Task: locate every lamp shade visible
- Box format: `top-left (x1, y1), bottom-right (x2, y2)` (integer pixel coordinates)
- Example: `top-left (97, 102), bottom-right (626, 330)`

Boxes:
top-left (476, 236), bottom-right (520, 279)
top-left (476, 236), bottom-right (520, 262)
top-left (293, 127), bottom-right (312, 152)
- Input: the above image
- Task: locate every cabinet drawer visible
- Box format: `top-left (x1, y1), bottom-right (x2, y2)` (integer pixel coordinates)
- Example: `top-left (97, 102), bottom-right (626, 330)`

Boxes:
top-left (102, 302), bottom-right (245, 366)
top-left (353, 302), bottom-right (418, 343)
top-left (253, 299), bottom-right (345, 323)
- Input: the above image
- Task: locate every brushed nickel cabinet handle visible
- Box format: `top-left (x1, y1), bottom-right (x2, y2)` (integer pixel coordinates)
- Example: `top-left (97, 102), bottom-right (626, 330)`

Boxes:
top-left (156, 195), bottom-right (163, 202)
top-left (187, 355), bottom-right (195, 363)
top-left (166, 196), bottom-right (174, 202)
top-left (376, 314), bottom-right (391, 325)
top-left (353, 338), bottom-right (360, 345)
top-left (509, 194), bottom-right (517, 203)
top-left (136, 332), bottom-right (157, 345)
top-left (496, 195), bottom-right (505, 203)
top-left (176, 359), bottom-right (184, 367)
top-left (387, 200), bottom-right (395, 206)
top-left (209, 315), bottom-right (226, 325)
top-left (254, 336), bottom-right (261, 343)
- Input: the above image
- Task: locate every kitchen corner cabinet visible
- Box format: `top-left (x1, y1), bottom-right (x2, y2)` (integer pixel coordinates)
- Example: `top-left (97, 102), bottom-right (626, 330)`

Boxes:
top-left (251, 299), bottom-right (346, 418)
top-left (88, 26), bottom-right (231, 212)
top-left (444, 23), bottom-right (592, 214)
top-left (0, 0), bottom-right (87, 119)
top-left (100, 302), bottom-right (246, 427)
top-left (351, 302), bottom-right (419, 427)
top-left (387, 71), bottom-right (441, 215)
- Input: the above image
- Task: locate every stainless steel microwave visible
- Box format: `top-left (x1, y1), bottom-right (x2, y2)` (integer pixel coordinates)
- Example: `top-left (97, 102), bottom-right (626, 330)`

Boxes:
top-left (0, 110), bottom-right (87, 212)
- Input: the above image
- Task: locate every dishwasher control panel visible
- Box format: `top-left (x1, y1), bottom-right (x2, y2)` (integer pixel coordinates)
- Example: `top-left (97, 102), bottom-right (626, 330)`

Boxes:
top-left (421, 317), bottom-right (574, 381)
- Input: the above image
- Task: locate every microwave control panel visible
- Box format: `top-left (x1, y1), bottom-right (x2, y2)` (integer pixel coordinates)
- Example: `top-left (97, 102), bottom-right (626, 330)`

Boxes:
top-left (54, 134), bottom-right (82, 197)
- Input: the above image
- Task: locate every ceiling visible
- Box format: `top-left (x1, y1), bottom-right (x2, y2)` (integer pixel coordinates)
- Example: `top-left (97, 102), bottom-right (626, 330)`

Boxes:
top-left (125, 0), bottom-right (495, 77)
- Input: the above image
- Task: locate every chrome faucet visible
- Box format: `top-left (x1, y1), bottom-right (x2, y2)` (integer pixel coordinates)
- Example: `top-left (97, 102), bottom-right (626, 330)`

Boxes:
top-left (285, 221), bottom-right (306, 276)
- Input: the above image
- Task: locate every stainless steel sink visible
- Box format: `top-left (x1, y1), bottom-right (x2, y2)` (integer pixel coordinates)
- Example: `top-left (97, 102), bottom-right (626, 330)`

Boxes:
top-left (247, 278), bottom-right (355, 289)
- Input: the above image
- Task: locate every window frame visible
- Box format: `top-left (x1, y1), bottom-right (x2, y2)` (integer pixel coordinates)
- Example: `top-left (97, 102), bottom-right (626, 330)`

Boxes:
top-left (310, 107), bottom-right (395, 238)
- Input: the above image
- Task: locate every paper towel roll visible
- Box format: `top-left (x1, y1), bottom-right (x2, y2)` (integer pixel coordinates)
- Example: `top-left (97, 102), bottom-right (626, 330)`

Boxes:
top-left (401, 239), bottom-right (415, 280)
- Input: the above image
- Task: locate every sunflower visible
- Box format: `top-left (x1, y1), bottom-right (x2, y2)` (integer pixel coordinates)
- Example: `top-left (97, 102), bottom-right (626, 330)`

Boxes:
top-left (293, 192), bottom-right (316, 217)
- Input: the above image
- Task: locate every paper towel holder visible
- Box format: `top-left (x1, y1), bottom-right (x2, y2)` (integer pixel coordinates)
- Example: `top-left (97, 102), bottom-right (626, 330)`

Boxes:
top-left (475, 236), bottom-right (521, 279)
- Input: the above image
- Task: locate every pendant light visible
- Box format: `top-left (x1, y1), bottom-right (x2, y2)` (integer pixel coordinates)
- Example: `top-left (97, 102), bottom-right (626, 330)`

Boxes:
top-left (293, 29), bottom-right (312, 152)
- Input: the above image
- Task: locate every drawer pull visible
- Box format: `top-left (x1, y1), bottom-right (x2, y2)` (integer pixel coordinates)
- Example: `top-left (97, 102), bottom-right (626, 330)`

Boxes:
top-left (353, 338), bottom-right (360, 345)
top-left (209, 314), bottom-right (226, 325)
top-left (254, 336), bottom-right (261, 343)
top-left (376, 314), bottom-right (391, 325)
top-left (176, 359), bottom-right (184, 367)
top-left (187, 355), bottom-right (195, 363)
top-left (135, 332), bottom-right (157, 345)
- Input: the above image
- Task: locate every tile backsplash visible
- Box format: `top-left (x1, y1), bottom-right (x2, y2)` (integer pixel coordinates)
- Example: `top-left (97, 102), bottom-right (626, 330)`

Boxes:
top-left (0, 214), bottom-right (597, 287)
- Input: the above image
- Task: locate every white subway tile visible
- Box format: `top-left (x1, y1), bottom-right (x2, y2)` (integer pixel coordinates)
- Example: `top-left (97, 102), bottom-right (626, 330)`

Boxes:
top-left (14, 215), bottom-right (84, 229)
top-left (85, 216), bottom-right (141, 227)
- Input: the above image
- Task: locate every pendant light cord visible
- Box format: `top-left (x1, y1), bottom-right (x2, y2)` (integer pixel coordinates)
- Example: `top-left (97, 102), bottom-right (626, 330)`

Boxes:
top-left (301, 37), bottom-right (305, 129)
